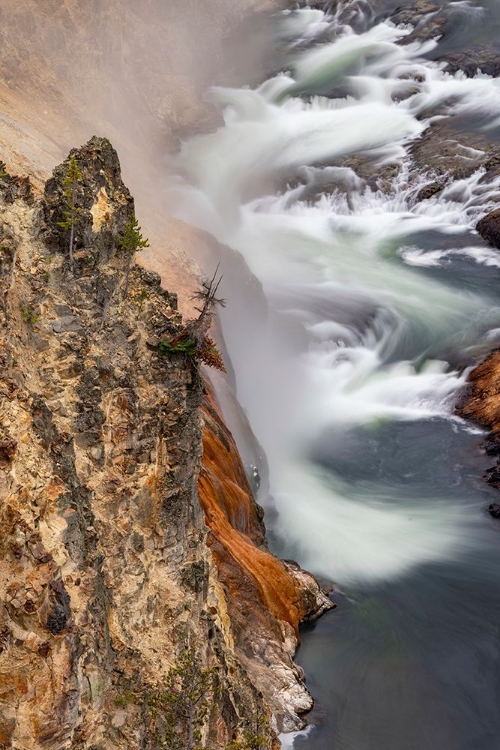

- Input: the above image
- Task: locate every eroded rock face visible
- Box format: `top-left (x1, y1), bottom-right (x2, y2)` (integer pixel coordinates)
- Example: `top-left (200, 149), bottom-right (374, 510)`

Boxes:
top-left (0, 138), bottom-right (206, 749)
top-left (0, 138), bottom-right (333, 748)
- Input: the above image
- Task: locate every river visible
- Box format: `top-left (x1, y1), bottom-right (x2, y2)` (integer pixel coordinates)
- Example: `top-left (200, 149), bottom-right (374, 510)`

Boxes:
top-left (170, 1), bottom-right (500, 748)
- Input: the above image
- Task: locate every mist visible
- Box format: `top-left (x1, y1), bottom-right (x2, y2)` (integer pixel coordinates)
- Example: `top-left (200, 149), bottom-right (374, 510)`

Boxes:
top-left (167, 2), bottom-right (500, 586)
top-left (0, 0), bottom-right (285, 311)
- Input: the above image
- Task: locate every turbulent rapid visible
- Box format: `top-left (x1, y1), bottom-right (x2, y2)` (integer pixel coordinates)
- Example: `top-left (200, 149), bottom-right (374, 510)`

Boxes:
top-left (172, 1), bottom-right (500, 747)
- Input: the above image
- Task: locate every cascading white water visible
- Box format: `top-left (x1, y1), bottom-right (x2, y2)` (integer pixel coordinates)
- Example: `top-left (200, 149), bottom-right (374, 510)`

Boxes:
top-left (170, 1), bottom-right (500, 584)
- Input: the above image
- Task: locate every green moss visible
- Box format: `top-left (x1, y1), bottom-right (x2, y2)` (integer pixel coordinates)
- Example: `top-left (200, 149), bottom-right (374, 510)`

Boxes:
top-left (20, 303), bottom-right (40, 325)
top-left (114, 690), bottom-right (136, 707)
top-left (158, 338), bottom-right (197, 356)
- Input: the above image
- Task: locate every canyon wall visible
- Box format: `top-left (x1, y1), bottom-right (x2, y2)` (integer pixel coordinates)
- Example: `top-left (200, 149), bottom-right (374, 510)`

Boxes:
top-left (0, 134), bottom-right (332, 748)
top-left (0, 3), bottom-right (339, 746)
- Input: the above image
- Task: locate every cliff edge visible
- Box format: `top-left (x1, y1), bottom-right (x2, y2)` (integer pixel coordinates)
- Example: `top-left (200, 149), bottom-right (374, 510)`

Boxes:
top-left (0, 137), bottom-right (332, 749)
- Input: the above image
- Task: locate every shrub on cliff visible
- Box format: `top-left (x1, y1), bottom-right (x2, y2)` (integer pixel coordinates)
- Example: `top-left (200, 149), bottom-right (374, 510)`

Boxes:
top-left (158, 338), bottom-right (197, 355)
top-left (158, 268), bottom-right (227, 372)
top-left (117, 214), bottom-right (149, 294)
top-left (148, 643), bottom-right (213, 750)
top-left (19, 302), bottom-right (40, 325)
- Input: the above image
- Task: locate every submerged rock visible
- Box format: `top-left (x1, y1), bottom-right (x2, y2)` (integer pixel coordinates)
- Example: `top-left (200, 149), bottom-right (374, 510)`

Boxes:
top-left (484, 434), bottom-right (500, 457)
top-left (443, 46), bottom-right (500, 79)
top-left (384, 0), bottom-right (500, 78)
top-left (487, 503), bottom-right (500, 518)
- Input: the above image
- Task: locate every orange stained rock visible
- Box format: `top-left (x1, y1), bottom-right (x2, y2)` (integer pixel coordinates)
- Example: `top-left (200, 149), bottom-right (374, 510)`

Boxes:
top-left (46, 477), bottom-right (66, 501)
top-left (457, 350), bottom-right (500, 432)
top-left (199, 386), bottom-right (312, 635)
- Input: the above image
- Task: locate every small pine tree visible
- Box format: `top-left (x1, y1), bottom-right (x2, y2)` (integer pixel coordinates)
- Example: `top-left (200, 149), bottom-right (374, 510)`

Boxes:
top-left (0, 161), bottom-right (8, 179)
top-left (57, 155), bottom-right (83, 272)
top-left (19, 303), bottom-right (40, 325)
top-left (117, 214), bottom-right (149, 294)
top-left (148, 644), bottom-right (213, 750)
top-left (197, 335), bottom-right (227, 373)
top-left (189, 266), bottom-right (226, 347)
top-left (157, 268), bottom-right (227, 372)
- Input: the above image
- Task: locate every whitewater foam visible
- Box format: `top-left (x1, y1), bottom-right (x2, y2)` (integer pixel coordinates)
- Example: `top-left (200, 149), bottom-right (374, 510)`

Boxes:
top-left (171, 3), bottom-right (500, 584)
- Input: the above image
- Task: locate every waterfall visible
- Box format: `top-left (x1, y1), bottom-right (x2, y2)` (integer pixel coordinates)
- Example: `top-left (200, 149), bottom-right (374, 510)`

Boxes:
top-left (170, 1), bottom-right (500, 585)
top-left (170, 3), bottom-right (500, 748)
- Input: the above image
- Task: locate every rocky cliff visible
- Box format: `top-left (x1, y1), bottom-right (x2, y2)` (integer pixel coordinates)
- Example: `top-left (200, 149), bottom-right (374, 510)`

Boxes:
top-left (0, 0), bottom-right (284, 330)
top-left (0, 137), bottom-right (332, 749)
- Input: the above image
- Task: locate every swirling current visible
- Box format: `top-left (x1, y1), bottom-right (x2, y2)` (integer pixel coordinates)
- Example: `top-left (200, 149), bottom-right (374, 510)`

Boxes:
top-left (171, 2), bottom-right (500, 748)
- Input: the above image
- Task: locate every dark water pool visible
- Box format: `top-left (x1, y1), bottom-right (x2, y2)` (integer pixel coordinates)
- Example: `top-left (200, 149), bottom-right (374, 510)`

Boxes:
top-left (291, 414), bottom-right (500, 749)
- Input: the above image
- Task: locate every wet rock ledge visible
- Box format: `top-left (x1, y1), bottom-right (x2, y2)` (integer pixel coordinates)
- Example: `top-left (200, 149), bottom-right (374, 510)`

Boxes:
top-left (456, 351), bottom-right (500, 510)
top-left (0, 137), bottom-right (333, 749)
